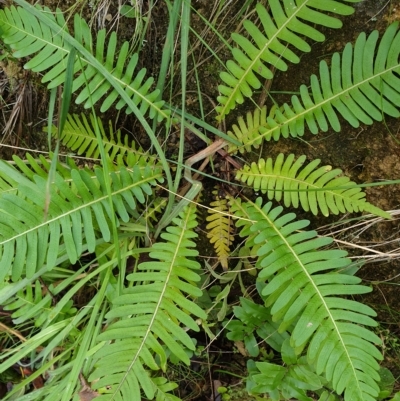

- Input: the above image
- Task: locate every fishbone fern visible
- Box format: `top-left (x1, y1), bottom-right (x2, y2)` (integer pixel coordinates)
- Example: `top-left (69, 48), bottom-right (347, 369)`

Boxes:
top-left (227, 22), bottom-right (400, 151)
top-left (236, 153), bottom-right (390, 218)
top-left (0, 4), bottom-right (169, 121)
top-left (4, 280), bottom-right (77, 327)
top-left (230, 197), bottom-right (382, 401)
top-left (0, 1), bottom-right (397, 401)
top-left (89, 203), bottom-right (205, 400)
top-left (216, 0), bottom-right (362, 119)
top-left (0, 156), bottom-right (163, 282)
top-left (206, 190), bottom-right (234, 270)
top-left (51, 113), bottom-right (152, 162)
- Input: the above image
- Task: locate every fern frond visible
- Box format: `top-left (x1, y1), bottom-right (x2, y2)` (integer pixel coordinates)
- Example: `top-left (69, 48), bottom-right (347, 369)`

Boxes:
top-left (206, 190), bottom-right (234, 270)
top-left (4, 280), bottom-right (76, 326)
top-left (228, 23), bottom-right (400, 148)
top-left (0, 157), bottom-right (163, 282)
top-left (226, 297), bottom-right (289, 356)
top-left (51, 113), bottom-right (152, 162)
top-left (236, 153), bottom-right (390, 218)
top-left (0, 5), bottom-right (169, 122)
top-left (249, 355), bottom-right (326, 400)
top-left (88, 203), bottom-right (206, 400)
top-left (234, 197), bottom-right (382, 401)
top-left (226, 107), bottom-right (266, 154)
top-left (216, 0), bottom-right (360, 119)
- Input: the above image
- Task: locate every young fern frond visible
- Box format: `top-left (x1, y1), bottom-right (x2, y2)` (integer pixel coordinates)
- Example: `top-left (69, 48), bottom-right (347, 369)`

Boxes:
top-left (206, 190), bottom-right (234, 270)
top-left (0, 157), bottom-right (163, 282)
top-left (248, 353), bottom-right (327, 400)
top-left (52, 113), bottom-right (152, 162)
top-left (228, 23), bottom-right (400, 150)
top-left (216, 0), bottom-right (360, 119)
top-left (236, 153), bottom-right (390, 218)
top-left (232, 197), bottom-right (382, 401)
top-left (0, 6), bottom-right (169, 121)
top-left (88, 203), bottom-right (206, 401)
top-left (226, 297), bottom-right (289, 357)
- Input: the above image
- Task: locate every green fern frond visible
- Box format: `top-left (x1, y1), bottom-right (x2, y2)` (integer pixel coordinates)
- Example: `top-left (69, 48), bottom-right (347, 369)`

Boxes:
top-left (0, 157), bottom-right (163, 282)
top-left (228, 195), bottom-right (263, 269)
top-left (88, 203), bottom-right (206, 400)
top-left (249, 355), bottom-right (326, 400)
top-left (0, 5), bottom-right (169, 122)
top-left (228, 23), bottom-right (400, 149)
top-left (226, 107), bottom-right (267, 154)
top-left (236, 153), bottom-right (390, 218)
top-left (206, 190), bottom-right (234, 270)
top-left (216, 0), bottom-right (360, 119)
top-left (234, 197), bottom-right (382, 401)
top-left (4, 280), bottom-right (76, 327)
top-left (226, 297), bottom-right (289, 357)
top-left (51, 113), bottom-right (152, 162)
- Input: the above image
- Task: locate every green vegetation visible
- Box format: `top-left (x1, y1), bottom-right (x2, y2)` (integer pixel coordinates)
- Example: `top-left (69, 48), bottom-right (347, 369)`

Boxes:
top-left (0, 1), bottom-right (399, 400)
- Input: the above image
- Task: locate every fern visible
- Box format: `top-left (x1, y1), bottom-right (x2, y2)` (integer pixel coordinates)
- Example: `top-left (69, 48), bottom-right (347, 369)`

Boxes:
top-left (4, 280), bottom-right (76, 327)
top-left (0, 5), bottom-right (169, 121)
top-left (206, 190), bottom-right (234, 270)
top-left (228, 23), bottom-right (400, 149)
top-left (88, 203), bottom-right (206, 400)
top-left (0, 2), bottom-right (395, 401)
top-left (226, 297), bottom-right (289, 357)
top-left (226, 107), bottom-right (267, 154)
top-left (216, 0), bottom-right (361, 119)
top-left (248, 352), bottom-right (327, 401)
top-left (0, 156), bottom-right (163, 282)
top-left (231, 197), bottom-right (382, 401)
top-left (236, 153), bottom-right (390, 218)
top-left (51, 113), bottom-right (152, 162)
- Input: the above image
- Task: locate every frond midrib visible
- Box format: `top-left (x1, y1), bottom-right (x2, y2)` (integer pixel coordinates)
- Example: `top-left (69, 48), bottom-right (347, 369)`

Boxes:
top-left (218, 1), bottom-right (307, 118)
top-left (240, 171), bottom-right (366, 204)
top-left (0, 170), bottom-right (161, 245)
top-left (252, 200), bottom-right (363, 397)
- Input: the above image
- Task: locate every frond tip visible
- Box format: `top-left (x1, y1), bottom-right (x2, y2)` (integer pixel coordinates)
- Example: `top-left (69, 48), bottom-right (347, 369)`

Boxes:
top-left (236, 153), bottom-right (390, 218)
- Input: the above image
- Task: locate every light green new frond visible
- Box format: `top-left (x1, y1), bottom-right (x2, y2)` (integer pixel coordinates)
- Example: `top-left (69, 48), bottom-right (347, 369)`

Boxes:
top-left (235, 198), bottom-right (382, 401)
top-left (88, 203), bottom-right (206, 401)
top-left (236, 153), bottom-right (390, 218)
top-left (0, 157), bottom-right (163, 282)
top-left (216, 0), bottom-right (360, 120)
top-left (229, 23), bottom-right (400, 148)
top-left (206, 190), bottom-right (234, 270)
top-left (52, 113), bottom-right (152, 162)
top-left (0, 6), bottom-right (169, 122)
